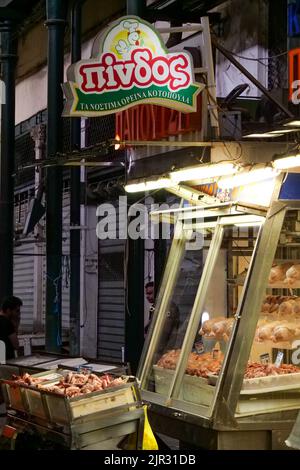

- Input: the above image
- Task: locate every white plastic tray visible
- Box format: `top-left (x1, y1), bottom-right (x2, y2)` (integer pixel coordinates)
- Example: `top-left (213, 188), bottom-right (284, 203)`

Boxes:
top-left (241, 372), bottom-right (300, 394)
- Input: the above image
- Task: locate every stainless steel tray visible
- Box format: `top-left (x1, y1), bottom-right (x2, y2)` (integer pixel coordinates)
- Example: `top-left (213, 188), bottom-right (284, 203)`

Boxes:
top-left (2, 373), bottom-right (141, 427)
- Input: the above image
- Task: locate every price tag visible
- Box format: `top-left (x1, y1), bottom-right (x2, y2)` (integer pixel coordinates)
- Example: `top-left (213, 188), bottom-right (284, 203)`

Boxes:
top-left (194, 341), bottom-right (204, 354)
top-left (275, 351), bottom-right (284, 368)
top-left (260, 353), bottom-right (270, 365)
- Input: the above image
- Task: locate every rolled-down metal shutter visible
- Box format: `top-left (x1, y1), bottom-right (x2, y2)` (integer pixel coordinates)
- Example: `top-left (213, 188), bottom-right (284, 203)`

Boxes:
top-left (14, 243), bottom-right (35, 333)
top-left (97, 205), bottom-right (126, 363)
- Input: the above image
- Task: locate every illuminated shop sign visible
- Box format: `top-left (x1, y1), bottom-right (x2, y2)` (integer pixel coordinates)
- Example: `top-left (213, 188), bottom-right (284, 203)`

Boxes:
top-left (116, 97), bottom-right (202, 141)
top-left (288, 0), bottom-right (300, 37)
top-left (63, 16), bottom-right (204, 117)
top-left (289, 48), bottom-right (300, 101)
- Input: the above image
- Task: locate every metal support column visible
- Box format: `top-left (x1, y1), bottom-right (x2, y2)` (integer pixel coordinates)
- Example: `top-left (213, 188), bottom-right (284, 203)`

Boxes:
top-left (125, 198), bottom-right (145, 374)
top-left (124, 0), bottom-right (147, 373)
top-left (154, 193), bottom-right (167, 296)
top-left (69, 0), bottom-right (86, 356)
top-left (45, 0), bottom-right (67, 353)
top-left (127, 0), bottom-right (145, 16)
top-left (0, 20), bottom-right (17, 301)
top-left (30, 124), bottom-right (46, 332)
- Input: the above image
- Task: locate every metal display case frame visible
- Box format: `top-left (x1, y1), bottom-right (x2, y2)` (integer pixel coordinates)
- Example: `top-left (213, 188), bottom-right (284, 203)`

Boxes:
top-left (137, 192), bottom-right (300, 449)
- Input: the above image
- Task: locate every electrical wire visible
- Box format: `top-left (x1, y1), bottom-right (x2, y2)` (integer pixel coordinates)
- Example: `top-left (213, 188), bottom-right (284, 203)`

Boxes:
top-left (210, 30), bottom-right (288, 66)
top-left (219, 46), bottom-right (288, 63)
top-left (204, 87), bottom-right (244, 162)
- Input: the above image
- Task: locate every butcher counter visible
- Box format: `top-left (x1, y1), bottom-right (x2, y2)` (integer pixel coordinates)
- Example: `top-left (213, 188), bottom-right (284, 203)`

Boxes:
top-left (137, 200), bottom-right (300, 449)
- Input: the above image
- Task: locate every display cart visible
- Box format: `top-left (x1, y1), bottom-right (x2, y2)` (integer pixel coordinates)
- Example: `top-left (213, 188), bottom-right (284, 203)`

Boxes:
top-left (137, 179), bottom-right (300, 449)
top-left (0, 360), bottom-right (142, 449)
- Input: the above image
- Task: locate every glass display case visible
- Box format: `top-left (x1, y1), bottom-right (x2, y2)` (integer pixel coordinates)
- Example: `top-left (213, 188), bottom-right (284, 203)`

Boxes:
top-left (137, 200), bottom-right (300, 449)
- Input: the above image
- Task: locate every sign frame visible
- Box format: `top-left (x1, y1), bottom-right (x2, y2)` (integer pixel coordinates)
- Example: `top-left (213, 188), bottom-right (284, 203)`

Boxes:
top-left (63, 15), bottom-right (204, 117)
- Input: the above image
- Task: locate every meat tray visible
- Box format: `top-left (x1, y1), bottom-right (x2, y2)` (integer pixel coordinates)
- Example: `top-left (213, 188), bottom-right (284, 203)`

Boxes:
top-left (241, 372), bottom-right (300, 394)
top-left (153, 365), bottom-right (214, 405)
top-left (40, 377), bottom-right (139, 425)
top-left (2, 374), bottom-right (140, 426)
top-left (154, 366), bottom-right (300, 416)
top-left (1, 370), bottom-right (65, 417)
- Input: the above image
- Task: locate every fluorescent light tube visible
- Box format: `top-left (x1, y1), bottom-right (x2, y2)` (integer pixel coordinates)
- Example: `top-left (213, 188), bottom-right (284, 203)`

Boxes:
top-left (273, 154), bottom-right (300, 170)
top-left (125, 178), bottom-right (173, 193)
top-left (245, 133), bottom-right (284, 138)
top-left (170, 163), bottom-right (236, 183)
top-left (218, 167), bottom-right (278, 189)
top-left (283, 120), bottom-right (300, 127)
top-left (269, 129), bottom-right (299, 134)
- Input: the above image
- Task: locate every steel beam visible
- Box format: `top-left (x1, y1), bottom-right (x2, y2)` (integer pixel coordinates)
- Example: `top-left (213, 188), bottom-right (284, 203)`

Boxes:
top-left (44, 0), bottom-right (67, 352)
top-left (0, 20), bottom-right (17, 301)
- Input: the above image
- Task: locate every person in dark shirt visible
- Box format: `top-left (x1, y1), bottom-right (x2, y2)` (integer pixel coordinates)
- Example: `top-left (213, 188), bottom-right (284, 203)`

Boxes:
top-left (144, 281), bottom-right (181, 353)
top-left (144, 281), bottom-right (155, 336)
top-left (0, 296), bottom-right (23, 361)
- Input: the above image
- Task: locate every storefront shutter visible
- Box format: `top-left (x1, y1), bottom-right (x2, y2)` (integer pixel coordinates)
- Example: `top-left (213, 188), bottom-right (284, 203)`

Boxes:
top-left (97, 204), bottom-right (126, 363)
top-left (14, 243), bottom-right (35, 333)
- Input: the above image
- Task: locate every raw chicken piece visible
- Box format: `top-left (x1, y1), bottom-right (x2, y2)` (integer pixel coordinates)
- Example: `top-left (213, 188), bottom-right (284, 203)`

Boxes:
top-left (199, 317), bottom-right (224, 337)
top-left (261, 303), bottom-right (271, 313)
top-left (295, 322), bottom-right (300, 336)
top-left (225, 318), bottom-right (235, 336)
top-left (285, 264), bottom-right (300, 286)
top-left (293, 299), bottom-right (300, 316)
top-left (269, 303), bottom-right (279, 314)
top-left (212, 320), bottom-right (229, 339)
top-left (271, 324), bottom-right (296, 342)
top-left (269, 263), bottom-right (293, 284)
top-left (255, 321), bottom-right (279, 342)
top-left (279, 301), bottom-right (296, 317)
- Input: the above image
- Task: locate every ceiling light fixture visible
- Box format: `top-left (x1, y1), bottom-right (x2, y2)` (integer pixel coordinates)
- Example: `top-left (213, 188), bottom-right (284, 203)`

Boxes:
top-left (283, 120), bottom-right (300, 127)
top-left (269, 129), bottom-right (299, 134)
top-left (170, 162), bottom-right (237, 184)
top-left (273, 154), bottom-right (300, 170)
top-left (244, 132), bottom-right (284, 138)
top-left (218, 166), bottom-right (278, 189)
top-left (124, 177), bottom-right (173, 193)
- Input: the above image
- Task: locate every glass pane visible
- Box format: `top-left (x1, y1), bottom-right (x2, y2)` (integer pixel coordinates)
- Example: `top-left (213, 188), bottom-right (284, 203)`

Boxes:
top-left (145, 227), bottom-right (215, 394)
top-left (237, 210), bottom-right (300, 417)
top-left (176, 223), bottom-right (261, 410)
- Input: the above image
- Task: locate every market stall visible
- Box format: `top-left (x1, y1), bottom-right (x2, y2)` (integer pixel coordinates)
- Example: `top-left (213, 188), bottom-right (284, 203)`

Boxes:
top-left (137, 175), bottom-right (300, 450)
top-left (0, 357), bottom-right (142, 449)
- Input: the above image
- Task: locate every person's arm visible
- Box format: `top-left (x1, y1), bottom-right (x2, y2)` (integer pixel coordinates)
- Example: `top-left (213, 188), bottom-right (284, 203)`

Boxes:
top-left (8, 332), bottom-right (19, 351)
top-left (11, 315), bottom-right (20, 334)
